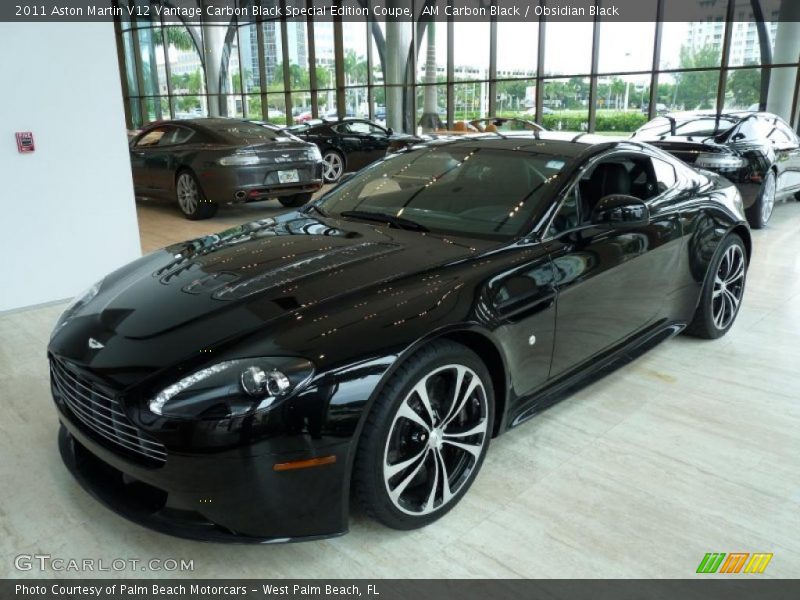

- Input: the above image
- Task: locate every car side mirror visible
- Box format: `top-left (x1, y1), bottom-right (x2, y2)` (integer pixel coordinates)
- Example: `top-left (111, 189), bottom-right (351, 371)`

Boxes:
top-left (386, 128), bottom-right (394, 136)
top-left (591, 195), bottom-right (650, 229)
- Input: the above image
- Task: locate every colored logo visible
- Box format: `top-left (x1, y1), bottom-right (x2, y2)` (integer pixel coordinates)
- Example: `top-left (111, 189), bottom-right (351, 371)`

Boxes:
top-left (696, 552), bottom-right (773, 574)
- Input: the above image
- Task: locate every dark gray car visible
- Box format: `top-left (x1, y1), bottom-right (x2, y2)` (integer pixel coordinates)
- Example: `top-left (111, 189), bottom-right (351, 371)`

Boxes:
top-left (129, 118), bottom-right (324, 219)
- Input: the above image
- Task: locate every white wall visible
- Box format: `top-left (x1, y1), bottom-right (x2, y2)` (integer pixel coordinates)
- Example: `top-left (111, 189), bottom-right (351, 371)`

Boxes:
top-left (0, 23), bottom-right (141, 312)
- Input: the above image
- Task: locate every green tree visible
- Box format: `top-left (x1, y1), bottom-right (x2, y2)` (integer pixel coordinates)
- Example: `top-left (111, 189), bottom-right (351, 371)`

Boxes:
top-left (727, 67), bottom-right (761, 109)
top-left (153, 27), bottom-right (194, 52)
top-left (673, 45), bottom-right (721, 110)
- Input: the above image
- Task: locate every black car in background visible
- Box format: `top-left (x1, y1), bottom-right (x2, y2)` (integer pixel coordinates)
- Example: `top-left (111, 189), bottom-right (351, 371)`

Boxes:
top-left (288, 118), bottom-right (422, 183)
top-left (51, 133), bottom-right (750, 542)
top-left (632, 111), bottom-right (800, 228)
top-left (130, 118), bottom-right (323, 220)
top-left (469, 117), bottom-right (545, 133)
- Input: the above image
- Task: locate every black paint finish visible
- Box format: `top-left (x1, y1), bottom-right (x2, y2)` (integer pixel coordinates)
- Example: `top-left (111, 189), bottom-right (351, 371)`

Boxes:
top-left (288, 118), bottom-right (423, 172)
top-left (633, 111), bottom-right (800, 217)
top-left (49, 133), bottom-right (749, 542)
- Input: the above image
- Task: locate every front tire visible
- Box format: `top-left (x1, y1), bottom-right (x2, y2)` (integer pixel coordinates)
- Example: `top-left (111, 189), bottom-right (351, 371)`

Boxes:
top-left (353, 340), bottom-right (494, 530)
top-left (745, 170), bottom-right (776, 229)
top-left (176, 170), bottom-right (217, 220)
top-left (321, 150), bottom-right (345, 183)
top-left (278, 192), bottom-right (313, 208)
top-left (684, 234), bottom-right (747, 339)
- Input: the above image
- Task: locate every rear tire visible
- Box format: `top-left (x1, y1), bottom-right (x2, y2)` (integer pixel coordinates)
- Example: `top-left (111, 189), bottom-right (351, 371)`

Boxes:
top-left (176, 170), bottom-right (217, 220)
top-left (745, 170), bottom-right (776, 229)
top-left (684, 233), bottom-right (747, 339)
top-left (278, 193), bottom-right (313, 208)
top-left (353, 340), bottom-right (494, 530)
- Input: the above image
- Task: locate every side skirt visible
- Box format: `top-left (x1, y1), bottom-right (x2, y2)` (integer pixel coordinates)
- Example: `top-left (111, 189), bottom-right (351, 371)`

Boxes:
top-left (507, 321), bottom-right (686, 429)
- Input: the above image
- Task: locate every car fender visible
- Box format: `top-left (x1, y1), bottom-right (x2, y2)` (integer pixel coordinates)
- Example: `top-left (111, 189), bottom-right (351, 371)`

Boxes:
top-left (339, 320), bottom-right (511, 503)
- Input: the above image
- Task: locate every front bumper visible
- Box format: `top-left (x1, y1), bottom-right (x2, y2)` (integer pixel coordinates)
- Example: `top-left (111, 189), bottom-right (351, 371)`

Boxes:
top-left (197, 161), bottom-right (324, 204)
top-left (56, 401), bottom-right (350, 543)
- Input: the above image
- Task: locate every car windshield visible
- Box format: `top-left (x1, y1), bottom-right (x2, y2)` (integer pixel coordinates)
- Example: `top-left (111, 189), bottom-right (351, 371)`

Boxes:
top-left (638, 116), bottom-right (741, 138)
top-left (318, 146), bottom-right (570, 241)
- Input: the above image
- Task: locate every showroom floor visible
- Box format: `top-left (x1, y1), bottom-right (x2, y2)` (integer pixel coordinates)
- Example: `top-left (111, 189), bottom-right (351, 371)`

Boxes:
top-left (1, 198), bottom-right (799, 579)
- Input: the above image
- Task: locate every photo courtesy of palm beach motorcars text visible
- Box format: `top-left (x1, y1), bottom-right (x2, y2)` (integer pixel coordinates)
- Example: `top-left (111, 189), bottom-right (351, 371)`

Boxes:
top-left (14, 583), bottom-right (378, 597)
top-left (1, 0), bottom-right (799, 598)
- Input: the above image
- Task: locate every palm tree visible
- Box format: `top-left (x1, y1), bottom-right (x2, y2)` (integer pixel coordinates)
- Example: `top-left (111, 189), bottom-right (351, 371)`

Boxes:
top-left (419, 22), bottom-right (440, 131)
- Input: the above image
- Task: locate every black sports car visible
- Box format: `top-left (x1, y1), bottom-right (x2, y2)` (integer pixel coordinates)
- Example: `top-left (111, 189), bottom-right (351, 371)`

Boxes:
top-left (469, 117), bottom-right (545, 133)
top-left (130, 118), bottom-right (324, 220)
top-left (288, 118), bottom-right (422, 183)
top-left (632, 111), bottom-right (800, 228)
top-left (50, 133), bottom-right (750, 542)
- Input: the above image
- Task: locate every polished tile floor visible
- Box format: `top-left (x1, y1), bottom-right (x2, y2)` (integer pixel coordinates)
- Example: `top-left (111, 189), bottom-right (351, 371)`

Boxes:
top-left (1, 198), bottom-right (799, 579)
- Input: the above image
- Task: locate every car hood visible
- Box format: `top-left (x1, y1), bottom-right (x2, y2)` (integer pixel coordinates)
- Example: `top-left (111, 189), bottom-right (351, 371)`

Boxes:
top-left (50, 212), bottom-right (489, 376)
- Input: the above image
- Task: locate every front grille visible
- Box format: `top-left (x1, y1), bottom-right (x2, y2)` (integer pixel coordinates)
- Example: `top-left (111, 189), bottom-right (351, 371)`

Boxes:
top-left (50, 358), bottom-right (166, 466)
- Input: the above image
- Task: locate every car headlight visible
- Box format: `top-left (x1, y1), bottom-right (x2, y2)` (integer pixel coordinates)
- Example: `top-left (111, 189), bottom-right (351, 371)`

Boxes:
top-left (51, 278), bottom-right (104, 339)
top-left (695, 153), bottom-right (747, 170)
top-left (307, 145), bottom-right (322, 161)
top-left (149, 357), bottom-right (315, 419)
top-left (218, 152), bottom-right (262, 166)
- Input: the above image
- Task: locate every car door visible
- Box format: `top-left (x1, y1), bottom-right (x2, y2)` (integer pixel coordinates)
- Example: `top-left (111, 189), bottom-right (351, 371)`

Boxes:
top-left (769, 118), bottom-right (800, 194)
top-left (545, 151), bottom-right (683, 379)
top-left (144, 125), bottom-right (195, 194)
top-left (486, 248), bottom-right (558, 404)
top-left (335, 121), bottom-right (389, 170)
top-left (130, 126), bottom-right (170, 193)
top-left (354, 120), bottom-right (392, 164)
top-left (330, 123), bottom-right (365, 170)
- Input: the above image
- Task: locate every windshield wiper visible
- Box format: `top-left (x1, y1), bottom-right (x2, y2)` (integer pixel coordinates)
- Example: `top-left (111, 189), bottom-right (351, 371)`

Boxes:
top-left (339, 210), bottom-right (429, 232)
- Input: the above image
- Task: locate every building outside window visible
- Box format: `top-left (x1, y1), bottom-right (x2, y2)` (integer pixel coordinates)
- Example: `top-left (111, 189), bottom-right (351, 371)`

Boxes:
top-left (117, 0), bottom-right (800, 134)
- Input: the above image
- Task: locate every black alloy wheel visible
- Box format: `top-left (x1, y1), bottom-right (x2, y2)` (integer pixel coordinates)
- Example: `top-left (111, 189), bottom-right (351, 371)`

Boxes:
top-left (354, 340), bottom-right (494, 530)
top-left (746, 170), bottom-right (776, 229)
top-left (685, 233), bottom-right (747, 339)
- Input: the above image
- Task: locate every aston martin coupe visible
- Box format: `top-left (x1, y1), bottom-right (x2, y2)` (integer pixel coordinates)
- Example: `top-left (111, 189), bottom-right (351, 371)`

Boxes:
top-left (632, 111), bottom-right (800, 228)
top-left (130, 118), bottom-right (324, 219)
top-left (50, 132), bottom-right (750, 542)
top-left (288, 118), bottom-right (422, 183)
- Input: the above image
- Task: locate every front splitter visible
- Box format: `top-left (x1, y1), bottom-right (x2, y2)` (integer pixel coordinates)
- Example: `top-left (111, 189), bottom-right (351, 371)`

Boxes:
top-left (58, 425), bottom-right (345, 544)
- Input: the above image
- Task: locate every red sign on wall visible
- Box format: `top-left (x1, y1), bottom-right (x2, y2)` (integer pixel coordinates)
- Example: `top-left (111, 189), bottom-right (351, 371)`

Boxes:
top-left (15, 132), bottom-right (35, 153)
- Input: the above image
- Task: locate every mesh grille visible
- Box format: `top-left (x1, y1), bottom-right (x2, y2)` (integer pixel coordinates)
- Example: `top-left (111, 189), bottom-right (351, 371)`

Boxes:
top-left (50, 358), bottom-right (166, 466)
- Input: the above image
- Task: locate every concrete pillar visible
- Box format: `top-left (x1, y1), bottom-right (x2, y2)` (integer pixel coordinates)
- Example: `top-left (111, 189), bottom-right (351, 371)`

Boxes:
top-left (385, 18), bottom-right (412, 132)
top-left (766, 2), bottom-right (800, 121)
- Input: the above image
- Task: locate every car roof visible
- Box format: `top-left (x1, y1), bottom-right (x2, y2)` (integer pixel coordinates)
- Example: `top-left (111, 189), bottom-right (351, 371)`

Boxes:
top-left (154, 117), bottom-right (246, 127)
top-left (142, 117), bottom-right (253, 135)
top-left (659, 110), bottom-right (759, 122)
top-left (322, 117), bottom-right (377, 125)
top-left (416, 131), bottom-right (639, 158)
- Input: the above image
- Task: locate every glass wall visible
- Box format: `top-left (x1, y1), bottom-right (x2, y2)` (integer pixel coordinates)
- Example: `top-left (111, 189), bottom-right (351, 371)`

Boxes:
top-left (117, 0), bottom-right (800, 134)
